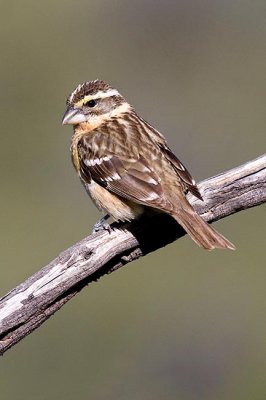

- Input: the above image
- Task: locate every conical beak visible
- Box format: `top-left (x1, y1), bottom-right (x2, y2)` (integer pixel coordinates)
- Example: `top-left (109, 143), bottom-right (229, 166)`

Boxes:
top-left (62, 107), bottom-right (87, 125)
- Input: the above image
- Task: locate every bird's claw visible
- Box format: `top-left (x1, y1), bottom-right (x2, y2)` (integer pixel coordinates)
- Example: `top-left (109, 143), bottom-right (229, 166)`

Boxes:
top-left (92, 214), bottom-right (112, 234)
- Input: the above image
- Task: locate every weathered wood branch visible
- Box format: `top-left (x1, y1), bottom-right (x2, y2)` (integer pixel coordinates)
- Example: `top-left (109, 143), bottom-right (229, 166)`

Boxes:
top-left (0, 154), bottom-right (265, 355)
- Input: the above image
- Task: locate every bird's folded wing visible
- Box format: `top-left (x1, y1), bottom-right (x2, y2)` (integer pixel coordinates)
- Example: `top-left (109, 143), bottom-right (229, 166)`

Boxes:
top-left (159, 144), bottom-right (203, 200)
top-left (79, 148), bottom-right (173, 210)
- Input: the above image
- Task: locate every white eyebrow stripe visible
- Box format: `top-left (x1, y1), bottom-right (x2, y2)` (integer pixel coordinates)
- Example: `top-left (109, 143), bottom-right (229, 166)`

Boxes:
top-left (84, 89), bottom-right (120, 101)
top-left (73, 89), bottom-right (120, 108)
top-left (96, 89), bottom-right (120, 98)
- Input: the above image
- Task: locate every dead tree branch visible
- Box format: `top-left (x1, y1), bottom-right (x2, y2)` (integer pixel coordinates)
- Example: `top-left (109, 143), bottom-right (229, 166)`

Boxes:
top-left (0, 154), bottom-right (265, 355)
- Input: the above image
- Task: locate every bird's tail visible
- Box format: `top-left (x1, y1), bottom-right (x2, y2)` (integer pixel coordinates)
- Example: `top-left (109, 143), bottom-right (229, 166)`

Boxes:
top-left (171, 208), bottom-right (235, 250)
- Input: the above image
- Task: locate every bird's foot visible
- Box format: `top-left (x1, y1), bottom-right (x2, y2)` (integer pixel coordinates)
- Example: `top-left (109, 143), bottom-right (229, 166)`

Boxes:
top-left (92, 214), bottom-right (112, 234)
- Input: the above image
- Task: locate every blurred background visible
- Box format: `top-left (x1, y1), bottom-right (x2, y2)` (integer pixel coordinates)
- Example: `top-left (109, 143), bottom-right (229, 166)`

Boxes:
top-left (0, 1), bottom-right (265, 399)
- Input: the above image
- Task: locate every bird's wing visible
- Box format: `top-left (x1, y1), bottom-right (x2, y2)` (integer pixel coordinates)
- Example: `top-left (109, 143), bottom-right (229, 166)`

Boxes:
top-left (158, 144), bottom-right (203, 200)
top-left (139, 118), bottom-right (203, 200)
top-left (78, 134), bottom-right (173, 211)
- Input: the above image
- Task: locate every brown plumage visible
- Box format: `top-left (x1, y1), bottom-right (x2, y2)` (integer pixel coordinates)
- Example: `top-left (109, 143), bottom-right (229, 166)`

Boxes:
top-left (62, 80), bottom-right (235, 250)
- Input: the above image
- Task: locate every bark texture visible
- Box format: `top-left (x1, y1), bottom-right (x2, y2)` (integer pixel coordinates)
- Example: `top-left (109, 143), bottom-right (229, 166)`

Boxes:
top-left (0, 154), bottom-right (265, 355)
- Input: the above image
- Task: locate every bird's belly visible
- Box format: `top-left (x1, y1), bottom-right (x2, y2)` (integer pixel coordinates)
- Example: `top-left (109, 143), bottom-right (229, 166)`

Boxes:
top-left (85, 180), bottom-right (144, 221)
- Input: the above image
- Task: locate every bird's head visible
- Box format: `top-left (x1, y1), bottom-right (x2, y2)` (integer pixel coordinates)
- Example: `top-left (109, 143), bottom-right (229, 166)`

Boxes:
top-left (62, 80), bottom-right (131, 130)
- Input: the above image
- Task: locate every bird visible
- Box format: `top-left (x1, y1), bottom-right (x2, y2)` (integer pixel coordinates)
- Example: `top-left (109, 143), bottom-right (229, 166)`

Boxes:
top-left (62, 79), bottom-right (235, 250)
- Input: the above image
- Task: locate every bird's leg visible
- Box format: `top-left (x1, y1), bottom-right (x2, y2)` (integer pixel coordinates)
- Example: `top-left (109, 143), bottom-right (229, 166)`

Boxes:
top-left (92, 214), bottom-right (111, 234)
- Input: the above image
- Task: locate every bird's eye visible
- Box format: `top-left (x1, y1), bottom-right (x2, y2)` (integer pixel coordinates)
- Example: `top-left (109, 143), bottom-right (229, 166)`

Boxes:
top-left (85, 99), bottom-right (96, 107)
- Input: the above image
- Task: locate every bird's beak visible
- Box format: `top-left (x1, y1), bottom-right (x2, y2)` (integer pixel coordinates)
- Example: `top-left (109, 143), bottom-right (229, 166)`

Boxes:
top-left (62, 107), bottom-right (87, 125)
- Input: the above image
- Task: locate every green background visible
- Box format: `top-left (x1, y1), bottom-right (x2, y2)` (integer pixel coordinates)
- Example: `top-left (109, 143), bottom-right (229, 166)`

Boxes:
top-left (1, 1), bottom-right (265, 399)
